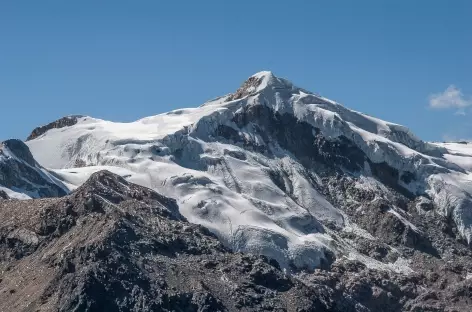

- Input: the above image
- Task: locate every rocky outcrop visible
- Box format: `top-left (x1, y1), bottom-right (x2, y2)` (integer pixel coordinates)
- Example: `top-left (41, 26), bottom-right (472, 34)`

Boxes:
top-left (299, 257), bottom-right (472, 312)
top-left (226, 76), bottom-right (264, 101)
top-left (0, 190), bottom-right (9, 200)
top-left (26, 115), bottom-right (82, 141)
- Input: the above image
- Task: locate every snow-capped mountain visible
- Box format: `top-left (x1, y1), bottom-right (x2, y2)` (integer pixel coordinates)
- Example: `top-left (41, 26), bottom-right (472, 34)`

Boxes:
top-left (1, 71), bottom-right (472, 311)
top-left (20, 71), bottom-right (472, 273)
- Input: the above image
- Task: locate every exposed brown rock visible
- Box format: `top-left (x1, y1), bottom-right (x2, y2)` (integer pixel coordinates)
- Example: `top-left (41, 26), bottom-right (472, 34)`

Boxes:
top-left (226, 76), bottom-right (263, 101)
top-left (26, 115), bottom-right (83, 141)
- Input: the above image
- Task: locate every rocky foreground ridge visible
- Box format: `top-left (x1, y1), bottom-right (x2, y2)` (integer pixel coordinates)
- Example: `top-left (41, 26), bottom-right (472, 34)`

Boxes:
top-left (0, 171), bottom-right (327, 311)
top-left (0, 171), bottom-right (470, 312)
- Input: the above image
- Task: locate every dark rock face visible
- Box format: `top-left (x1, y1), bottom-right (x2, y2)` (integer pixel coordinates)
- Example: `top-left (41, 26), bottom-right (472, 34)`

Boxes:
top-left (0, 171), bottom-right (329, 312)
top-left (212, 104), bottom-right (414, 197)
top-left (299, 257), bottom-right (472, 312)
top-left (0, 190), bottom-right (9, 200)
top-left (0, 140), bottom-right (67, 198)
top-left (346, 198), bottom-right (436, 254)
top-left (26, 115), bottom-right (83, 141)
top-left (2, 139), bottom-right (37, 166)
top-left (301, 255), bottom-right (472, 312)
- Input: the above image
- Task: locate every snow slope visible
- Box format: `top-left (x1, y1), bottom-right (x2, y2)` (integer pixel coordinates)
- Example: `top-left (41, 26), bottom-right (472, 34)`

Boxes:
top-left (25, 71), bottom-right (472, 271)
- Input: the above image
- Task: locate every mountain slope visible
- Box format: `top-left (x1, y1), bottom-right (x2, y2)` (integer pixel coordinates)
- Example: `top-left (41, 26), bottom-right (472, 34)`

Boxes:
top-left (0, 139), bottom-right (68, 199)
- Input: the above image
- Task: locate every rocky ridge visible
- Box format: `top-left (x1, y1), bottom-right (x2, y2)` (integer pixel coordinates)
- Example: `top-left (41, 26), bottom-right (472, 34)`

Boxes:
top-left (26, 115), bottom-right (83, 141)
top-left (0, 171), bottom-right (330, 312)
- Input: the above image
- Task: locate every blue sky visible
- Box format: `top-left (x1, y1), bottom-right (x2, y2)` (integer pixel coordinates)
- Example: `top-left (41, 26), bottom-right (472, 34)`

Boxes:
top-left (1, 1), bottom-right (471, 142)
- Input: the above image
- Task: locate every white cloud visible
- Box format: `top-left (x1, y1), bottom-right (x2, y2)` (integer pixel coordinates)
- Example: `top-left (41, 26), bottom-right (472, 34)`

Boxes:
top-left (429, 85), bottom-right (472, 110)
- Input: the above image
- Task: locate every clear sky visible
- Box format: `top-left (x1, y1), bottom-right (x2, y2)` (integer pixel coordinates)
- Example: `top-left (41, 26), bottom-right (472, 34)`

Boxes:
top-left (1, 1), bottom-right (471, 142)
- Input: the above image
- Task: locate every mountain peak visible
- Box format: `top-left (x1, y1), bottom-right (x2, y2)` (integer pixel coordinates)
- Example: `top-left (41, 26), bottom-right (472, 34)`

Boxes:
top-left (250, 70), bottom-right (276, 82)
top-left (227, 70), bottom-right (297, 101)
top-left (249, 70), bottom-right (279, 91)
